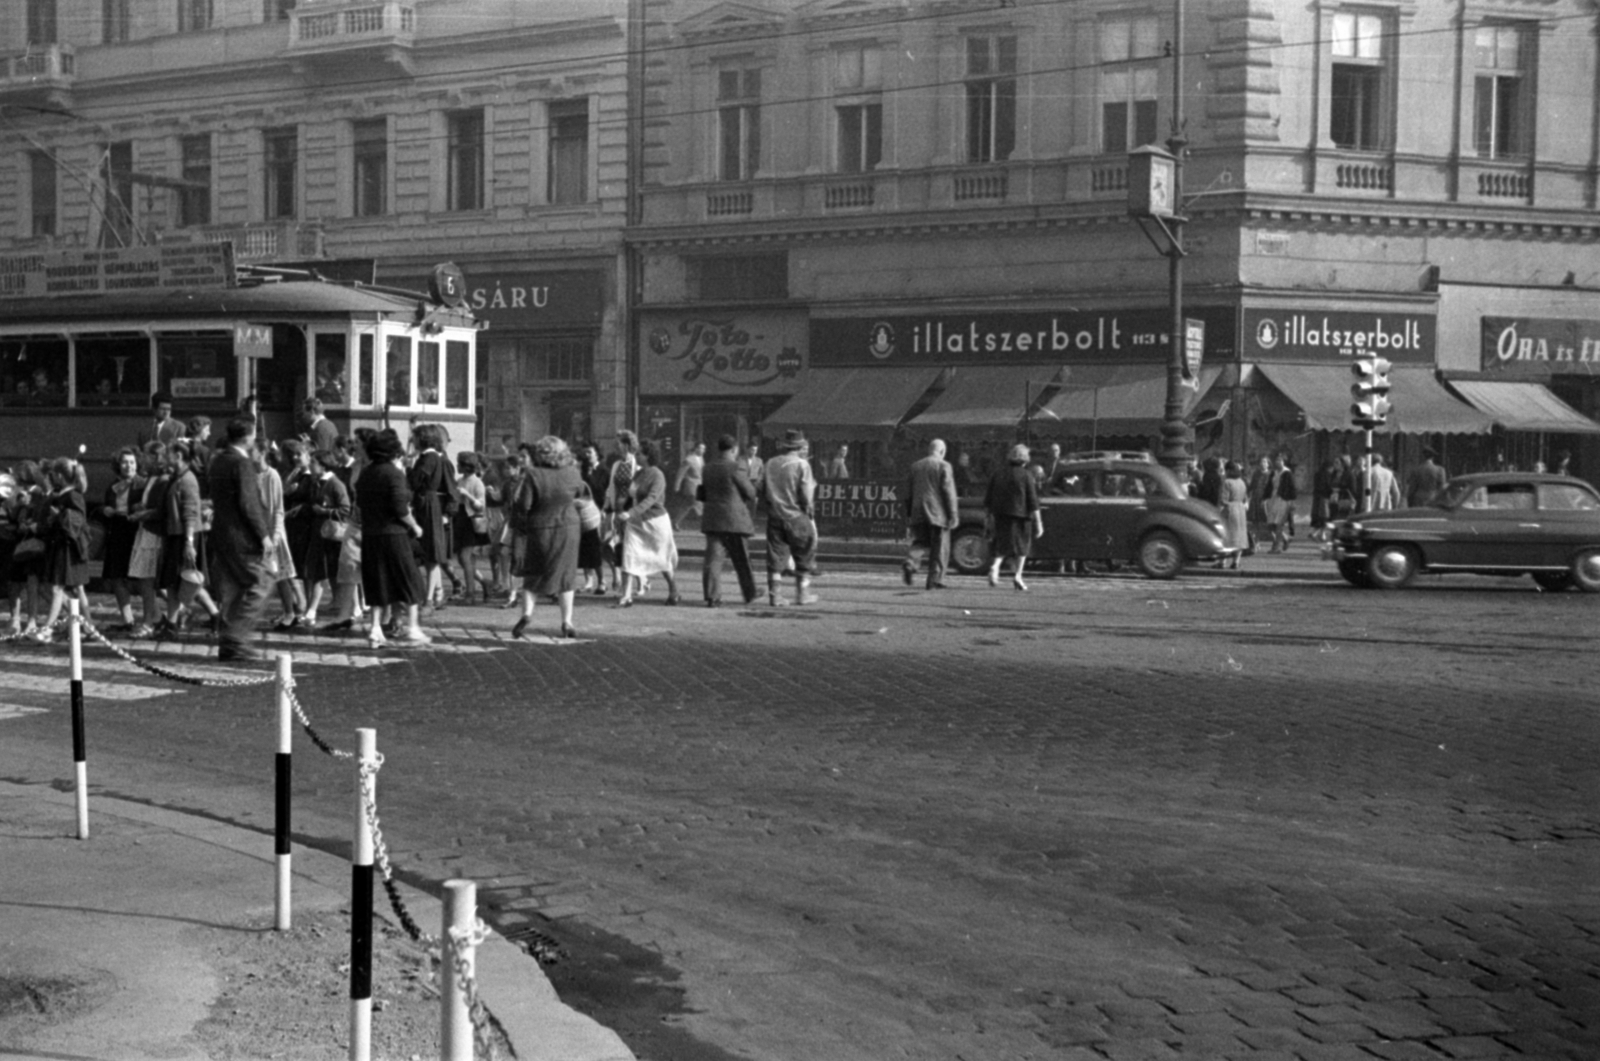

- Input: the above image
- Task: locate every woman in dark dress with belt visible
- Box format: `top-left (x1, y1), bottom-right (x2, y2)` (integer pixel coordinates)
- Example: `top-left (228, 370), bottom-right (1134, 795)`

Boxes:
top-left (407, 423), bottom-right (456, 610)
top-left (509, 436), bottom-right (588, 640)
top-left (99, 447), bottom-right (144, 630)
top-left (358, 429), bottom-right (428, 647)
top-left (983, 443), bottom-right (1043, 591)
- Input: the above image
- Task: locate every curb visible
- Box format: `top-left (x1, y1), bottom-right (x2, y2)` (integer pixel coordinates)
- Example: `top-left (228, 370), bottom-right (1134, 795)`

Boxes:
top-left (2, 781), bottom-right (635, 1061)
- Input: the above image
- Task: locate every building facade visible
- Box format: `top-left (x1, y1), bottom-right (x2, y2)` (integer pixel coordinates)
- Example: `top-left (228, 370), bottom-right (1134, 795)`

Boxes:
top-left (0, 0), bottom-right (631, 450)
top-left (628, 0), bottom-right (1600, 486)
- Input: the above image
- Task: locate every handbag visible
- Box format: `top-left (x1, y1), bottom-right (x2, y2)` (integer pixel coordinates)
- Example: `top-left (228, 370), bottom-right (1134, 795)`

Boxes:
top-left (11, 536), bottom-right (44, 563)
top-left (575, 496), bottom-right (602, 532)
top-left (320, 517), bottom-right (347, 542)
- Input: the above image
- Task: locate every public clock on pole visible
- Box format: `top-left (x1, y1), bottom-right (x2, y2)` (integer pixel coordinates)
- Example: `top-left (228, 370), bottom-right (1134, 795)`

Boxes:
top-left (1127, 144), bottom-right (1178, 219)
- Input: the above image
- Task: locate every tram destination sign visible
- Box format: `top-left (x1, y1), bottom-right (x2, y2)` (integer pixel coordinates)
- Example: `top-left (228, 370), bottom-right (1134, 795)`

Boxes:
top-left (0, 243), bottom-right (236, 301)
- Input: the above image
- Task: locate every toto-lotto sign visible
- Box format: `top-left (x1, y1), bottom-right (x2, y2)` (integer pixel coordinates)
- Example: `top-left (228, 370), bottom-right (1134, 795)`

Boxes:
top-left (1243, 308), bottom-right (1434, 363)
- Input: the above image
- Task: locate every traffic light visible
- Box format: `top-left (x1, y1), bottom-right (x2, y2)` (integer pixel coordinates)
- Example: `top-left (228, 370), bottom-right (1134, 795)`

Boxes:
top-left (1351, 355), bottom-right (1393, 427)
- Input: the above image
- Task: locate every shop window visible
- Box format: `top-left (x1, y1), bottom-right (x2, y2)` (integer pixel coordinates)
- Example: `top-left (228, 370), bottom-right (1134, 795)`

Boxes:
top-left (445, 340), bottom-right (471, 409)
top-left (1100, 16), bottom-right (1161, 154)
top-left (357, 333), bottom-right (375, 407)
top-left (965, 35), bottom-right (1016, 164)
top-left (688, 254), bottom-right (787, 301)
top-left (386, 335), bottom-right (413, 406)
top-left (718, 69), bottom-right (762, 181)
top-left (100, 141), bottom-right (134, 249)
top-left (353, 118), bottom-right (387, 217)
top-left (547, 100), bottom-right (589, 205)
top-left (1474, 24), bottom-right (1530, 160)
top-left (447, 109), bottom-right (485, 212)
top-left (263, 126), bottom-right (298, 220)
top-left (178, 0), bottom-right (212, 33)
top-left (159, 333), bottom-right (236, 407)
top-left (0, 339), bottom-right (68, 408)
top-left (74, 337), bottom-right (149, 407)
top-left (1329, 11), bottom-right (1389, 151)
top-left (29, 152), bottom-right (57, 238)
top-left (103, 0), bottom-right (130, 44)
top-left (179, 134), bottom-right (212, 228)
top-left (313, 333), bottom-right (349, 406)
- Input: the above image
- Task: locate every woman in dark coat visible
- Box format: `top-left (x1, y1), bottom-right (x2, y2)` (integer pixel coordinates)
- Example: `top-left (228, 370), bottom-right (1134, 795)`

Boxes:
top-left (577, 443), bottom-right (609, 593)
top-left (299, 448), bottom-right (352, 625)
top-left (99, 447), bottom-right (145, 629)
top-left (983, 443), bottom-right (1043, 591)
top-left (35, 457), bottom-right (92, 641)
top-left (358, 429), bottom-right (428, 647)
top-left (407, 423), bottom-right (456, 609)
top-left (510, 435), bottom-right (587, 640)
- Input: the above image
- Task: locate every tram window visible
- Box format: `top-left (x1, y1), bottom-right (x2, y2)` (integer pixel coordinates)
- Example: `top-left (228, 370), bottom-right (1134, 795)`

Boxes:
top-left (387, 336), bottom-right (413, 406)
top-left (357, 333), bottom-right (375, 406)
top-left (445, 339), bottom-right (470, 409)
top-left (0, 339), bottom-right (68, 408)
top-left (75, 336), bottom-right (149, 408)
top-left (313, 333), bottom-right (348, 406)
top-left (159, 334), bottom-right (236, 407)
top-left (254, 326), bottom-right (304, 409)
top-left (417, 341), bottom-right (441, 405)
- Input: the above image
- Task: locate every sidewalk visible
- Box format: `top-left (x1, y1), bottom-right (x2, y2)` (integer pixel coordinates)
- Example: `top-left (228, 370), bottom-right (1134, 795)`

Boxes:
top-left (0, 780), bottom-right (635, 1061)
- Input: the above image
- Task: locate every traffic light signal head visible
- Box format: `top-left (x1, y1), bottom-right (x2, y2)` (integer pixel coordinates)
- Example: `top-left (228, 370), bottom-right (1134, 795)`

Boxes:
top-left (1350, 355), bottom-right (1393, 427)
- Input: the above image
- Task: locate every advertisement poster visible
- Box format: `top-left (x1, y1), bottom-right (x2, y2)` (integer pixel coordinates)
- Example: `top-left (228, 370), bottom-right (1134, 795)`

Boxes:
top-left (813, 479), bottom-right (905, 540)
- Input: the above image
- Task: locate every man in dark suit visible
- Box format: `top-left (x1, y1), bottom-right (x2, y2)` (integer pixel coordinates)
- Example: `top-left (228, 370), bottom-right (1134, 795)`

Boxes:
top-left (697, 434), bottom-right (758, 606)
top-left (208, 416), bottom-right (274, 661)
top-left (903, 438), bottom-right (960, 589)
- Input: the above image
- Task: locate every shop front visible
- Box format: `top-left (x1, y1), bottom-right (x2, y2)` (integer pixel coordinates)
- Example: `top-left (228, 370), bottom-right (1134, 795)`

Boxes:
top-left (1228, 302), bottom-right (1495, 479)
top-left (1434, 282), bottom-right (1600, 482)
top-left (637, 308), bottom-right (807, 470)
top-left (788, 305), bottom-right (1235, 483)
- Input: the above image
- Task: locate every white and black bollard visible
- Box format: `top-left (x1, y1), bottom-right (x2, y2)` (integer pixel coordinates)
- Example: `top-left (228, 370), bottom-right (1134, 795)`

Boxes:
top-left (349, 727), bottom-right (376, 1061)
top-left (68, 599), bottom-right (87, 840)
top-left (441, 879), bottom-right (478, 1061)
top-left (274, 653), bottom-right (293, 931)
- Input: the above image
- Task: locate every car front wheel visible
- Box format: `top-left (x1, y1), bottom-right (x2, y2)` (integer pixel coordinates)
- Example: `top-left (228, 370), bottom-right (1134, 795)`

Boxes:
top-left (1136, 531), bottom-right (1185, 580)
top-left (1572, 549), bottom-right (1600, 593)
top-left (1338, 559), bottom-right (1371, 588)
top-left (1366, 543), bottom-right (1418, 590)
top-left (949, 527), bottom-right (990, 576)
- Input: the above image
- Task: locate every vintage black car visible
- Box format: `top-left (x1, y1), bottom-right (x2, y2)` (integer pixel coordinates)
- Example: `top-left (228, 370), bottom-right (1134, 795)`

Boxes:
top-left (1329, 472), bottom-right (1600, 591)
top-left (950, 453), bottom-right (1233, 580)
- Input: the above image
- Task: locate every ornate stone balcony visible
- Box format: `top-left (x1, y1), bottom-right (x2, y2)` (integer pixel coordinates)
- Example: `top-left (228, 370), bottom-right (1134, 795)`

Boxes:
top-left (287, 1), bottom-right (416, 73)
top-left (0, 44), bottom-right (76, 108)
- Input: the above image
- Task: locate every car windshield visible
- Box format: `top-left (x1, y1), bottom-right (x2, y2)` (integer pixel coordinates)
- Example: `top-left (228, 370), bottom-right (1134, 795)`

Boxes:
top-left (1438, 479), bottom-right (1482, 509)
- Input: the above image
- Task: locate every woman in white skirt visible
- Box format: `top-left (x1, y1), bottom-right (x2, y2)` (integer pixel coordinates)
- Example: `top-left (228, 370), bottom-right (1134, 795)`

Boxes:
top-left (615, 438), bottom-right (680, 607)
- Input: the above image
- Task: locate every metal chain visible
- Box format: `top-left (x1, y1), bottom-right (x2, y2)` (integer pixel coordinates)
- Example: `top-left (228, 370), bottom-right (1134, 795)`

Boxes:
top-left (77, 617), bottom-right (276, 688)
top-left (357, 758), bottom-right (496, 1055)
top-left (2, 616), bottom-right (70, 643)
top-left (283, 680), bottom-right (354, 760)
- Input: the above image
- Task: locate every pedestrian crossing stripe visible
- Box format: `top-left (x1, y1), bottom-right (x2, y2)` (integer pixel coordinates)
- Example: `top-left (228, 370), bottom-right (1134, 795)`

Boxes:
top-left (0, 704), bottom-right (49, 721)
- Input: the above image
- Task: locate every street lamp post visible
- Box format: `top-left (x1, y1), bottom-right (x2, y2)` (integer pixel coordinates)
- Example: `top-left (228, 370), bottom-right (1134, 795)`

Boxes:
top-left (1127, 0), bottom-right (1190, 473)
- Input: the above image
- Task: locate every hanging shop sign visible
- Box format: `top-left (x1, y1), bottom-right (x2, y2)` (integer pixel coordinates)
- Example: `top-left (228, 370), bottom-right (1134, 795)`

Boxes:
top-left (1243, 308), bottom-right (1433, 364)
top-left (811, 307), bottom-right (1234, 367)
top-left (388, 269), bottom-right (603, 327)
top-left (1481, 317), bottom-right (1600, 378)
top-left (0, 243), bottom-right (235, 300)
top-left (640, 310), bottom-right (808, 395)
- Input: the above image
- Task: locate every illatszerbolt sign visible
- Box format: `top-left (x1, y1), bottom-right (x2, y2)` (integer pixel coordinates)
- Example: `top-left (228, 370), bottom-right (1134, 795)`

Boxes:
top-left (1243, 308), bottom-right (1434, 363)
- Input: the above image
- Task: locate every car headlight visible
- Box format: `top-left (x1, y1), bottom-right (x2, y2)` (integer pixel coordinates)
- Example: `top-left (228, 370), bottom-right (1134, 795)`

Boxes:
top-left (1343, 521), bottom-right (1362, 534)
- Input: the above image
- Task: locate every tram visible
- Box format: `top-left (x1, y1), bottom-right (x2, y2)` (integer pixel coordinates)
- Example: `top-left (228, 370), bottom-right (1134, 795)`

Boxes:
top-left (0, 244), bottom-right (481, 493)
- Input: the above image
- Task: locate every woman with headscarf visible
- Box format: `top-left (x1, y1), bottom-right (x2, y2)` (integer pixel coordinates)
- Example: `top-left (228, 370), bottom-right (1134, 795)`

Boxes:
top-left (615, 438), bottom-right (681, 607)
top-left (509, 436), bottom-right (587, 639)
top-left (983, 443), bottom-right (1042, 591)
top-left (357, 429), bottom-right (429, 647)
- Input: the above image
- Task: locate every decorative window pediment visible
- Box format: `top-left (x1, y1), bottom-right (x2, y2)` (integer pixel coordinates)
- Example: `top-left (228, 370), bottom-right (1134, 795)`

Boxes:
top-left (677, 2), bottom-right (785, 44)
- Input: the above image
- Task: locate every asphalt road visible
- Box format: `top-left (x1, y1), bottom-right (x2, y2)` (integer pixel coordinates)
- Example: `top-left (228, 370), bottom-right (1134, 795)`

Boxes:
top-left (4, 563), bottom-right (1597, 1061)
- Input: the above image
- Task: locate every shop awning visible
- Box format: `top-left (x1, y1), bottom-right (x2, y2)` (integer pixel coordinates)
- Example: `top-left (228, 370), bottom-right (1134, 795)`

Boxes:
top-left (1254, 363), bottom-right (1495, 434)
top-left (1032, 364), bottom-right (1224, 436)
top-left (761, 366), bottom-right (944, 441)
top-left (901, 365), bottom-right (1065, 435)
top-left (1445, 380), bottom-right (1600, 435)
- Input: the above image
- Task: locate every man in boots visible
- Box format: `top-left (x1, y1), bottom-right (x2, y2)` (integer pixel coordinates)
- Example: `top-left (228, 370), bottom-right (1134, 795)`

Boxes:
top-left (762, 429), bottom-right (819, 606)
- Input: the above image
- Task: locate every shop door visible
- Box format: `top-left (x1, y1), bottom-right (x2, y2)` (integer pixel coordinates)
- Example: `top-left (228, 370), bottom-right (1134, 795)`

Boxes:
top-left (682, 404), bottom-right (749, 453)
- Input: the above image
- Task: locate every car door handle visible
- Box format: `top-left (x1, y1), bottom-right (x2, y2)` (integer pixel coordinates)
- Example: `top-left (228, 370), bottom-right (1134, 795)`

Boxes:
top-left (1518, 523), bottom-right (1540, 528)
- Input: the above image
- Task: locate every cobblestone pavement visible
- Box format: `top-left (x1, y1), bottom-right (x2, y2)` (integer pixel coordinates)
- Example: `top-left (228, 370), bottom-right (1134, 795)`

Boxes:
top-left (3, 565), bottom-right (1597, 1061)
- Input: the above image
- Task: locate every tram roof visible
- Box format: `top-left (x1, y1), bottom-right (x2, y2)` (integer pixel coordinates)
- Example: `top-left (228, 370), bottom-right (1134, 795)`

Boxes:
top-left (0, 280), bottom-right (477, 329)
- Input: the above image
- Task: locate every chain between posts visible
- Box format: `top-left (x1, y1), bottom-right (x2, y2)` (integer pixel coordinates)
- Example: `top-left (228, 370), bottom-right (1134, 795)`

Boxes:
top-left (356, 756), bottom-right (498, 1057)
top-left (77, 619), bottom-right (277, 688)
